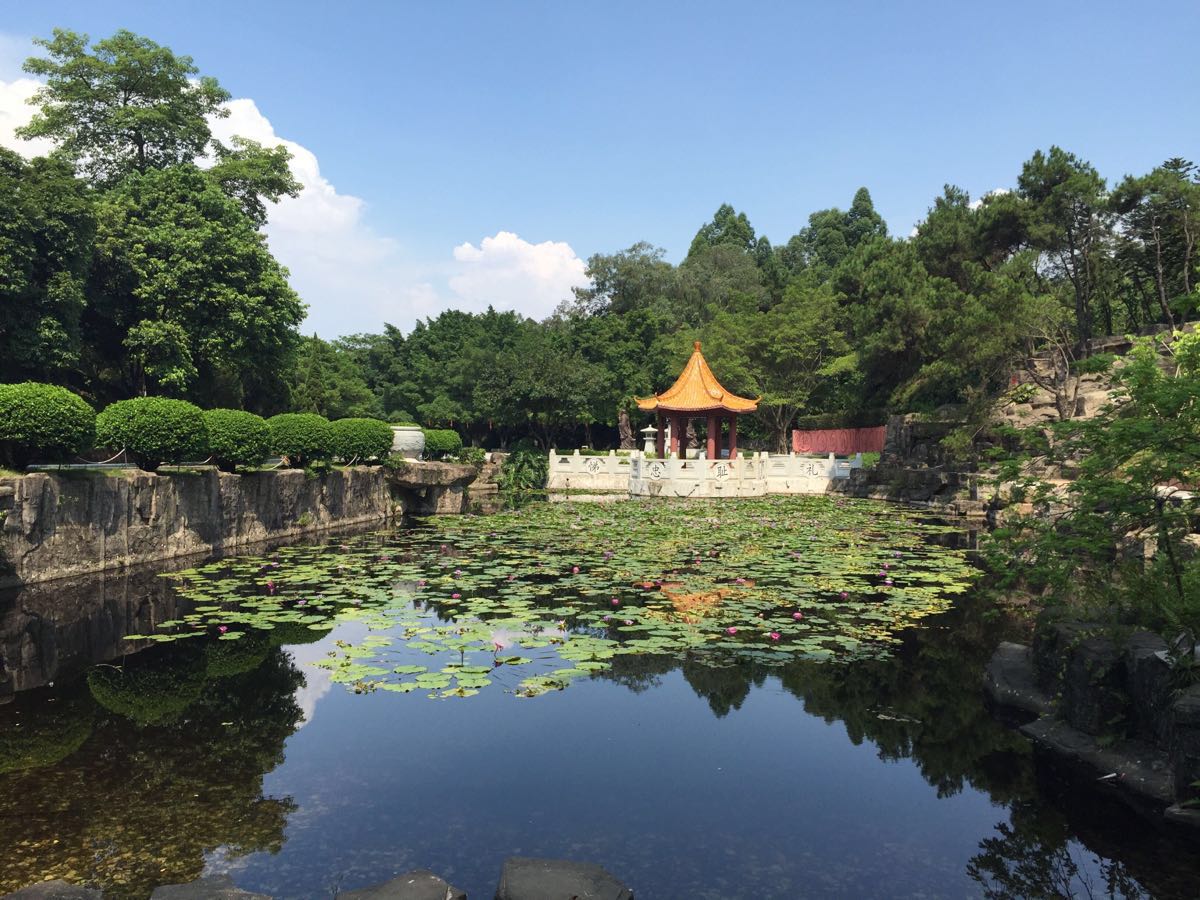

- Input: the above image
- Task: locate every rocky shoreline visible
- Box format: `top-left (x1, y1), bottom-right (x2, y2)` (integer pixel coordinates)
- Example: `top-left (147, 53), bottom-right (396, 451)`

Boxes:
top-left (2, 857), bottom-right (634, 900)
top-left (984, 622), bottom-right (1200, 829)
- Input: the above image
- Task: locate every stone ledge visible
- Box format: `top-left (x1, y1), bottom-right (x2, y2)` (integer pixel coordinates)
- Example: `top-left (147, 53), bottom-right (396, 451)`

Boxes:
top-left (1019, 715), bottom-right (1174, 806)
top-left (984, 641), bottom-right (1053, 716)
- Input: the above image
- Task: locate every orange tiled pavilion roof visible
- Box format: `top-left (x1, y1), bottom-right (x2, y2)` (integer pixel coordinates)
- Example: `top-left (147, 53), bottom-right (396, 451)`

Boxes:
top-left (636, 342), bottom-right (759, 414)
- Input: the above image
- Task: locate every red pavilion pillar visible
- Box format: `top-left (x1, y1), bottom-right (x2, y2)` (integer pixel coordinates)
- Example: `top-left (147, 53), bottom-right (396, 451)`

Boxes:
top-left (676, 414), bottom-right (688, 457)
top-left (706, 414), bottom-right (718, 460)
top-left (728, 415), bottom-right (738, 460)
top-left (669, 413), bottom-right (681, 457)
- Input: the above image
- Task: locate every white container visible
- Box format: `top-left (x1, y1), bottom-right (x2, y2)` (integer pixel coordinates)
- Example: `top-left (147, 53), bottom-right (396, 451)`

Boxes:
top-left (390, 425), bottom-right (425, 460)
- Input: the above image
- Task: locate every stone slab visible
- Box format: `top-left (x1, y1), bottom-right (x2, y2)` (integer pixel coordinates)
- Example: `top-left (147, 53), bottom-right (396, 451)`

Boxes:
top-left (496, 857), bottom-right (633, 900)
top-left (2, 882), bottom-right (103, 899)
top-left (1020, 716), bottom-right (1174, 805)
top-left (338, 869), bottom-right (466, 900)
top-left (984, 642), bottom-right (1053, 716)
top-left (150, 875), bottom-right (270, 899)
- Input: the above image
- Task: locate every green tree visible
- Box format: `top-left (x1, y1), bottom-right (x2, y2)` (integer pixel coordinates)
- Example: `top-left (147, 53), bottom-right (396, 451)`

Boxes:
top-left (18, 29), bottom-right (231, 184)
top-left (1017, 147), bottom-right (1113, 343)
top-left (1110, 159), bottom-right (1200, 328)
top-left (0, 149), bottom-right (94, 384)
top-left (87, 165), bottom-right (305, 407)
top-left (207, 137), bottom-right (301, 228)
top-left (702, 284), bottom-right (852, 452)
top-left (686, 203), bottom-right (757, 260)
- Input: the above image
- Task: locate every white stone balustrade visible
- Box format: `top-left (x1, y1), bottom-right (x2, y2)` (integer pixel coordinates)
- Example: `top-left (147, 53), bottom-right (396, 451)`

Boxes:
top-left (547, 449), bottom-right (633, 491)
top-left (548, 449), bottom-right (862, 498)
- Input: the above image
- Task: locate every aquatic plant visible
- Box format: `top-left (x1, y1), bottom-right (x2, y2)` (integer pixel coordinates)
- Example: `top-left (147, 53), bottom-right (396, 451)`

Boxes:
top-left (138, 496), bottom-right (977, 700)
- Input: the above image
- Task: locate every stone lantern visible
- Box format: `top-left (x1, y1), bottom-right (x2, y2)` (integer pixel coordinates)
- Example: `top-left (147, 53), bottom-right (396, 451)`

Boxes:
top-left (640, 425), bottom-right (658, 455)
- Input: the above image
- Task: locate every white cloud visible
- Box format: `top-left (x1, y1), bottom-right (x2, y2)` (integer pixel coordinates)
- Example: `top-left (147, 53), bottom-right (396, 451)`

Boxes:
top-left (0, 76), bottom-right (52, 156)
top-left (0, 61), bottom-right (588, 336)
top-left (449, 231), bottom-right (588, 320)
top-left (970, 187), bottom-right (1011, 210)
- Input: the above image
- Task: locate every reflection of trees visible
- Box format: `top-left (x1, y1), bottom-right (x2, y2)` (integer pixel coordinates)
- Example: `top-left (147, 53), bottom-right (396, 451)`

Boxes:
top-left (778, 604), bottom-right (1034, 803)
top-left (681, 657), bottom-right (765, 718)
top-left (967, 801), bottom-right (1150, 899)
top-left (0, 645), bottom-right (305, 897)
top-left (0, 686), bottom-right (93, 775)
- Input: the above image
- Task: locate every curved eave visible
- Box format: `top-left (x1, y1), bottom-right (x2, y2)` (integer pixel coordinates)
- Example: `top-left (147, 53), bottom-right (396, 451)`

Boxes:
top-left (635, 397), bottom-right (759, 414)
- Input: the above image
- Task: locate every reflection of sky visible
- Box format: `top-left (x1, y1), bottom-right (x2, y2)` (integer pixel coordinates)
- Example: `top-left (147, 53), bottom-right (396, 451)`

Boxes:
top-left (226, 653), bottom-right (1136, 900)
top-left (284, 623), bottom-right (370, 728)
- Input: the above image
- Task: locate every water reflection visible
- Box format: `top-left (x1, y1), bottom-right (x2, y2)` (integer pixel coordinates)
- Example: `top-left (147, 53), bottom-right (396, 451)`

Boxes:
top-left (1, 562), bottom-right (1198, 897)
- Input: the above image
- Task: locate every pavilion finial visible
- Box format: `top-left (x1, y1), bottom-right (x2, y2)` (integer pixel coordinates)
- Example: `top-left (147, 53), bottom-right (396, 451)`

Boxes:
top-left (694, 341), bottom-right (701, 351)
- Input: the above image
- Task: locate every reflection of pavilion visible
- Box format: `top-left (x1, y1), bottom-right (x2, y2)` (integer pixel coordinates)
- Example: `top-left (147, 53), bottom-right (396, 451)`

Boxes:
top-left (636, 341), bottom-right (758, 460)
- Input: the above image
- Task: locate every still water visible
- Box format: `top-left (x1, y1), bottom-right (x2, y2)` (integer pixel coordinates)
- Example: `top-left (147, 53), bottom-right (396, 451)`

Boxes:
top-left (1, 523), bottom-right (1198, 899)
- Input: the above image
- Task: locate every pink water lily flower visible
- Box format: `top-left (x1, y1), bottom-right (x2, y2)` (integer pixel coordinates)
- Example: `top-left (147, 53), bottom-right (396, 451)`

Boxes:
top-left (297, 599), bottom-right (307, 607)
top-left (451, 592), bottom-right (461, 599)
top-left (603, 615), bottom-right (612, 622)
top-left (611, 598), bottom-right (620, 606)
top-left (507, 574), bottom-right (516, 581)
top-left (726, 626), bottom-right (738, 635)
top-left (839, 591), bottom-right (849, 599)
top-left (624, 619), bottom-right (633, 625)
top-left (793, 611), bottom-right (804, 620)
top-left (572, 566), bottom-right (580, 574)
top-left (735, 577), bottom-right (746, 585)
top-left (454, 568), bottom-right (462, 576)
top-left (884, 578), bottom-right (893, 586)
top-left (266, 580), bottom-right (276, 595)
top-left (604, 550), bottom-right (614, 559)
top-left (218, 625), bottom-right (228, 634)
top-left (417, 579), bottom-right (426, 587)
top-left (769, 632), bottom-right (781, 641)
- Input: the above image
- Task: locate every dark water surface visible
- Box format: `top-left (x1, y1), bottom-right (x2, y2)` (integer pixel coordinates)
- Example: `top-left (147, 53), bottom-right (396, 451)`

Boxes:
top-left (2, 526), bottom-right (1199, 898)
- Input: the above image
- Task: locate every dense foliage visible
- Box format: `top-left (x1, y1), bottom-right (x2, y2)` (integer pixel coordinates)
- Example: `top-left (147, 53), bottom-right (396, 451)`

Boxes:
top-left (202, 408), bottom-right (271, 472)
top-left (0, 382), bottom-right (95, 468)
top-left (266, 413), bottom-right (330, 467)
top-left (2, 28), bottom-right (1196, 452)
top-left (987, 332), bottom-right (1200, 633)
top-left (95, 397), bottom-right (209, 471)
top-left (327, 417), bottom-right (393, 463)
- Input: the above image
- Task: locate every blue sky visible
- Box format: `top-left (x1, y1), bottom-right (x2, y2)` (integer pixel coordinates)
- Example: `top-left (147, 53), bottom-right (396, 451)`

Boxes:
top-left (1, 1), bottom-right (1197, 336)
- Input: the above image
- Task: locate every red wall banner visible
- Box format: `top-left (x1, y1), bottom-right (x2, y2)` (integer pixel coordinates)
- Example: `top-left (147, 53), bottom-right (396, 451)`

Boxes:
top-left (791, 426), bottom-right (886, 455)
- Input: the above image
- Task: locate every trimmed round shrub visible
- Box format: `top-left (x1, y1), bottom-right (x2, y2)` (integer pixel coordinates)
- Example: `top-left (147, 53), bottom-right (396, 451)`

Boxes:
top-left (203, 408), bottom-right (270, 472)
top-left (329, 417), bottom-right (394, 463)
top-left (422, 428), bottom-right (463, 458)
top-left (0, 382), bottom-right (96, 469)
top-left (95, 397), bottom-right (208, 472)
top-left (267, 413), bottom-right (331, 467)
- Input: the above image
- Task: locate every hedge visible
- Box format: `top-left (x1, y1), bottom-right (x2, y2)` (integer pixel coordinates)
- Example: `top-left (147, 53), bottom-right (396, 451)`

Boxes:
top-left (422, 428), bottom-right (463, 458)
top-left (0, 382), bottom-right (96, 469)
top-left (203, 408), bottom-right (271, 472)
top-left (329, 417), bottom-right (393, 462)
top-left (267, 413), bottom-right (331, 467)
top-left (95, 397), bottom-right (208, 472)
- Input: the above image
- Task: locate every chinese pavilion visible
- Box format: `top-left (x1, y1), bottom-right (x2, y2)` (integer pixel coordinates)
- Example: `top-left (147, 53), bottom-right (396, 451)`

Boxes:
top-left (636, 342), bottom-right (758, 459)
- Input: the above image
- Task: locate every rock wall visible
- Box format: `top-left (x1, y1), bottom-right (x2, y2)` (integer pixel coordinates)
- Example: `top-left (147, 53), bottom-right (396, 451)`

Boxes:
top-left (0, 468), bottom-right (400, 588)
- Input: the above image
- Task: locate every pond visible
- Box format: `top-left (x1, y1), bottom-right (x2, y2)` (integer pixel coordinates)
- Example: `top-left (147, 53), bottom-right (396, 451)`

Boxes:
top-left (1, 496), bottom-right (1198, 899)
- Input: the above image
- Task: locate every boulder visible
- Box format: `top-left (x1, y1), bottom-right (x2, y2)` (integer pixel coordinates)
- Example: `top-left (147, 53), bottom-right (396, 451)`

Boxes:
top-left (983, 642), bottom-right (1052, 716)
top-left (2, 883), bottom-right (102, 899)
top-left (149, 875), bottom-right (270, 899)
top-left (496, 857), bottom-right (633, 900)
top-left (1124, 631), bottom-right (1172, 746)
top-left (338, 869), bottom-right (466, 900)
top-left (1061, 634), bottom-right (1128, 736)
top-left (1170, 684), bottom-right (1200, 804)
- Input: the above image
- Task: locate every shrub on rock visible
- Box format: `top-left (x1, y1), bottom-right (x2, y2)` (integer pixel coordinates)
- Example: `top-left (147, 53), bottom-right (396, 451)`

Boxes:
top-left (422, 428), bottom-right (463, 458)
top-left (329, 417), bottom-right (393, 463)
top-left (203, 408), bottom-right (271, 472)
top-left (0, 382), bottom-right (96, 469)
top-left (95, 397), bottom-right (208, 472)
top-left (267, 412), bottom-right (331, 467)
